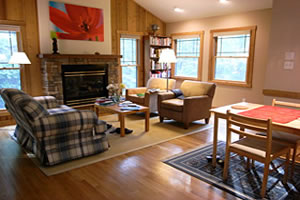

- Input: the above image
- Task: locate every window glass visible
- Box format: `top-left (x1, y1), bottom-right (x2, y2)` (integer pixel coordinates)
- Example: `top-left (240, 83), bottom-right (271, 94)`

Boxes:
top-left (176, 38), bottom-right (200, 57)
top-left (175, 57), bottom-right (198, 78)
top-left (0, 29), bottom-right (20, 109)
top-left (175, 37), bottom-right (200, 78)
top-left (120, 38), bottom-right (137, 65)
top-left (216, 34), bottom-right (250, 57)
top-left (214, 57), bottom-right (247, 81)
top-left (122, 66), bottom-right (137, 89)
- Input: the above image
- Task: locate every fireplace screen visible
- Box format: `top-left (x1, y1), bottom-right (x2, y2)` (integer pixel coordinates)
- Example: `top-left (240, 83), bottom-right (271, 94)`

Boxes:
top-left (62, 64), bottom-right (108, 106)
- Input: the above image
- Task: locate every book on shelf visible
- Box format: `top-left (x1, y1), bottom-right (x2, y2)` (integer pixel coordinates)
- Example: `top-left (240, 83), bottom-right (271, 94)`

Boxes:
top-left (150, 36), bottom-right (172, 46)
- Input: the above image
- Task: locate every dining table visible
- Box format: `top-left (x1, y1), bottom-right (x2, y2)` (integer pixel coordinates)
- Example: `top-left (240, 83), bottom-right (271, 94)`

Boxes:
top-left (210, 102), bottom-right (300, 167)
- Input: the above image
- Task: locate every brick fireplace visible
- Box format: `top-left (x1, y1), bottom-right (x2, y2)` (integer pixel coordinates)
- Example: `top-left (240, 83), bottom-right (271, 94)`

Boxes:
top-left (39, 54), bottom-right (121, 105)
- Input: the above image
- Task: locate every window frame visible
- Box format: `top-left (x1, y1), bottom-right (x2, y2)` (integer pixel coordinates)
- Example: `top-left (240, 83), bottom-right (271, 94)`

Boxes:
top-left (171, 31), bottom-right (204, 80)
top-left (208, 26), bottom-right (257, 87)
top-left (117, 31), bottom-right (144, 87)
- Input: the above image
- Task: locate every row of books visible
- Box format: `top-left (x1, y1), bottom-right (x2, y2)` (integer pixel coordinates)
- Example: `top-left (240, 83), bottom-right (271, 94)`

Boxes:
top-left (150, 71), bottom-right (169, 78)
top-left (118, 101), bottom-right (141, 110)
top-left (150, 36), bottom-right (172, 46)
top-left (95, 97), bottom-right (115, 106)
top-left (150, 60), bottom-right (169, 70)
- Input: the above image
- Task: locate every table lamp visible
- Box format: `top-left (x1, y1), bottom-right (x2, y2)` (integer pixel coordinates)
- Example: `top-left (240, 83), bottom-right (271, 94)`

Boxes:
top-left (9, 52), bottom-right (31, 65)
top-left (158, 48), bottom-right (176, 91)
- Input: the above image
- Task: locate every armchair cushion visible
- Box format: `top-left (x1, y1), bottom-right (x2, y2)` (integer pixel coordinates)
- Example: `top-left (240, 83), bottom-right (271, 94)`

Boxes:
top-left (126, 87), bottom-right (147, 95)
top-left (161, 99), bottom-right (183, 112)
top-left (33, 96), bottom-right (58, 109)
top-left (146, 77), bottom-right (176, 90)
top-left (21, 98), bottom-right (49, 121)
top-left (180, 80), bottom-right (214, 97)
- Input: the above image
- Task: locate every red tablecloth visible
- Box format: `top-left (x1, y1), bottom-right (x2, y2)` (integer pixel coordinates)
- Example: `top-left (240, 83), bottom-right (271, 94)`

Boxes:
top-left (238, 105), bottom-right (300, 124)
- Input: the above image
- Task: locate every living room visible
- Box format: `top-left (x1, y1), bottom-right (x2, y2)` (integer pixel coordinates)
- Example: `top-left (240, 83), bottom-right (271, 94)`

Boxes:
top-left (0, 0), bottom-right (299, 199)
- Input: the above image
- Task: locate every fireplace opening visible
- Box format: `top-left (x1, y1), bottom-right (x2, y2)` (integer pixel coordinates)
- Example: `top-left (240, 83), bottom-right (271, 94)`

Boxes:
top-left (62, 64), bottom-right (108, 106)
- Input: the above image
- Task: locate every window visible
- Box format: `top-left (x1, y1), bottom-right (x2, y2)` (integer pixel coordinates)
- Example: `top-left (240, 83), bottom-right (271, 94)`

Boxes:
top-left (208, 26), bottom-right (257, 87)
top-left (120, 35), bottom-right (140, 89)
top-left (172, 32), bottom-right (204, 80)
top-left (0, 26), bottom-right (22, 109)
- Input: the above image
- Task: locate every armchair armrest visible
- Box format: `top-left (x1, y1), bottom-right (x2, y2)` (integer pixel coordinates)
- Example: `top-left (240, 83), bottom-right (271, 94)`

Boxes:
top-left (183, 95), bottom-right (212, 115)
top-left (157, 92), bottom-right (176, 102)
top-left (126, 87), bottom-right (147, 95)
top-left (32, 109), bottom-right (107, 138)
top-left (33, 96), bottom-right (58, 109)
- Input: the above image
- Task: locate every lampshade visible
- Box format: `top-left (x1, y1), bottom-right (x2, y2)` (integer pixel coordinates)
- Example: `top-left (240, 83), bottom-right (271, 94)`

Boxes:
top-left (158, 49), bottom-right (176, 63)
top-left (8, 52), bottom-right (31, 64)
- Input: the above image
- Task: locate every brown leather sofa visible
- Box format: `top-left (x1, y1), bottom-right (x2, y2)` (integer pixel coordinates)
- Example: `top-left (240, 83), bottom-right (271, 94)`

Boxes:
top-left (158, 80), bottom-right (216, 129)
top-left (126, 78), bottom-right (176, 113)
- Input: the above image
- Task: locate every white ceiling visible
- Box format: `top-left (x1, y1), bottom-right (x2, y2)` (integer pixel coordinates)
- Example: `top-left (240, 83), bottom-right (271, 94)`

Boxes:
top-left (134, 0), bottom-right (273, 23)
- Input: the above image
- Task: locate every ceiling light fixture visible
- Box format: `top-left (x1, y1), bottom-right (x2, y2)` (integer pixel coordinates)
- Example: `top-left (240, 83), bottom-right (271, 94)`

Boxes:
top-left (219, 0), bottom-right (230, 4)
top-left (174, 7), bottom-right (184, 13)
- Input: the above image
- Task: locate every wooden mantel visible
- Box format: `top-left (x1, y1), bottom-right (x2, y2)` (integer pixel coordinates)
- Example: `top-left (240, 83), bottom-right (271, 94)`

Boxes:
top-left (37, 54), bottom-right (122, 59)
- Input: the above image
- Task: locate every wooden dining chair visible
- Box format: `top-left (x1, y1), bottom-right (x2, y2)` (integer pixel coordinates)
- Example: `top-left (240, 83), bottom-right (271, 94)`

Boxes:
top-left (271, 99), bottom-right (300, 177)
top-left (223, 110), bottom-right (291, 198)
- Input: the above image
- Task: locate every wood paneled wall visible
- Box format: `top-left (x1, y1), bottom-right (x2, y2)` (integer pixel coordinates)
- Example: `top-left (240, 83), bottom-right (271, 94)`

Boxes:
top-left (111, 0), bottom-right (166, 86)
top-left (111, 0), bottom-right (166, 54)
top-left (0, 0), bottom-right (41, 96)
top-left (0, 0), bottom-right (41, 126)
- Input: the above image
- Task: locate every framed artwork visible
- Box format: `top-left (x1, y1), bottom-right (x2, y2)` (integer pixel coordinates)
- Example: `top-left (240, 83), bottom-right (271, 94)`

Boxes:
top-left (49, 1), bottom-right (104, 42)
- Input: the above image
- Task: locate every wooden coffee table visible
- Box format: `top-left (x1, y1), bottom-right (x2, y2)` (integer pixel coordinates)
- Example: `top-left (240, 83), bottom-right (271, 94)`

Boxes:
top-left (94, 103), bottom-right (150, 137)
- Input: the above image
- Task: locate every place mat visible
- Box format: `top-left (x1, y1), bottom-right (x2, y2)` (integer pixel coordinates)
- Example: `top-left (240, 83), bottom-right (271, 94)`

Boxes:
top-left (238, 105), bottom-right (300, 124)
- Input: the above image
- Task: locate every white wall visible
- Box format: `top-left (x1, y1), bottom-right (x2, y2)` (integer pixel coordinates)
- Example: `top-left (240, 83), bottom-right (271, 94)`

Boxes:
top-left (263, 0), bottom-right (300, 104)
top-left (166, 9), bottom-right (272, 107)
top-left (37, 0), bottom-right (111, 54)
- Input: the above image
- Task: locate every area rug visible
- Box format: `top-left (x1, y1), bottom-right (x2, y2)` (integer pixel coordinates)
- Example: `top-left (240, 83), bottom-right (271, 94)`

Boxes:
top-left (1, 114), bottom-right (212, 176)
top-left (163, 141), bottom-right (300, 200)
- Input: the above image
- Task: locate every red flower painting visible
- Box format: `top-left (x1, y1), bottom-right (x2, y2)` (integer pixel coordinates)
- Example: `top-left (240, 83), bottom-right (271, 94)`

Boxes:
top-left (49, 1), bottom-right (104, 41)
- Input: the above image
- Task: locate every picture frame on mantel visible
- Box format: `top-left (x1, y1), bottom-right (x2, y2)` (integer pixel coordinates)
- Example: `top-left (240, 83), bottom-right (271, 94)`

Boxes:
top-left (49, 1), bottom-right (104, 42)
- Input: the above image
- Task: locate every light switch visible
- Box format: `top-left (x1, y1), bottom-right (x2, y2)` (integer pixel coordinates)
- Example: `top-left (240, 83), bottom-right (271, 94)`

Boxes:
top-left (285, 52), bottom-right (295, 60)
top-left (284, 61), bottom-right (294, 70)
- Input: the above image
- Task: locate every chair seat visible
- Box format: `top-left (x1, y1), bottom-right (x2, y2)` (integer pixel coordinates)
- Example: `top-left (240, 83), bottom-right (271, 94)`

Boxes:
top-left (161, 99), bottom-right (183, 112)
top-left (230, 137), bottom-right (290, 159)
top-left (127, 94), bottom-right (145, 105)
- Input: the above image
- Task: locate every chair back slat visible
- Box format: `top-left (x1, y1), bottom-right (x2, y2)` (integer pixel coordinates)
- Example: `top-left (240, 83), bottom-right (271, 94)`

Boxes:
top-left (229, 119), bottom-right (267, 133)
top-left (229, 127), bottom-right (267, 141)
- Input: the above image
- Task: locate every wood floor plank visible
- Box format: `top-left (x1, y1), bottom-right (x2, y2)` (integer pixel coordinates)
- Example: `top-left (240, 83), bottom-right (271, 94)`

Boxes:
top-left (0, 122), bottom-right (238, 200)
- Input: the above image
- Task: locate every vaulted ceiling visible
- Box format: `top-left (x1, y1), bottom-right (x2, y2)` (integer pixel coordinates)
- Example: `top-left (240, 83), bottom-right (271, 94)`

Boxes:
top-left (134, 0), bottom-right (273, 23)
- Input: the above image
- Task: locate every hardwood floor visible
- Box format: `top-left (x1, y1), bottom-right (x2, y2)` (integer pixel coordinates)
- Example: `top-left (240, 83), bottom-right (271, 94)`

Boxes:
top-left (0, 119), bottom-right (239, 200)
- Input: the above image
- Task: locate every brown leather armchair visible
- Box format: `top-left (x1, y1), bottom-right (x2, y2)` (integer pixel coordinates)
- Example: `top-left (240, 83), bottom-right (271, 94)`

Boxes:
top-left (158, 80), bottom-right (216, 129)
top-left (126, 78), bottom-right (176, 113)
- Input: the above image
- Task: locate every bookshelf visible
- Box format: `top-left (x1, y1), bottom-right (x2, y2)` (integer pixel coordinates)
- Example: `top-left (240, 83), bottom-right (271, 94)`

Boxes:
top-left (144, 35), bottom-right (172, 85)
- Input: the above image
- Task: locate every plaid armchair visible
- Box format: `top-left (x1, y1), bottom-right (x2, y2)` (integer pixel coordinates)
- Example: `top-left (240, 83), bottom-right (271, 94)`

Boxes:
top-left (0, 88), bottom-right (109, 166)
